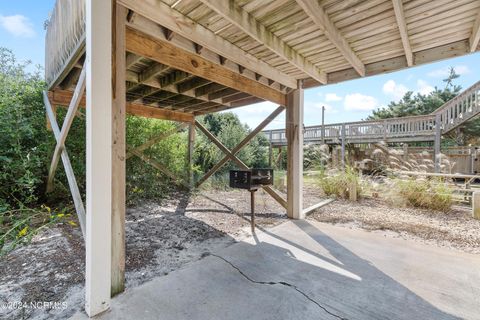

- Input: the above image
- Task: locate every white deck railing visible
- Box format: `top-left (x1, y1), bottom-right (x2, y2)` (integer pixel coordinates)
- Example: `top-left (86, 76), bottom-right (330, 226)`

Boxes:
top-left (45, 0), bottom-right (86, 87)
top-left (265, 81), bottom-right (480, 145)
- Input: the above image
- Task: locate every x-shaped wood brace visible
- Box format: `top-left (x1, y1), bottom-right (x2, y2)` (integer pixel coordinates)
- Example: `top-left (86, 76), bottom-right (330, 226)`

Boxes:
top-left (195, 106), bottom-right (287, 208)
top-left (126, 123), bottom-right (190, 189)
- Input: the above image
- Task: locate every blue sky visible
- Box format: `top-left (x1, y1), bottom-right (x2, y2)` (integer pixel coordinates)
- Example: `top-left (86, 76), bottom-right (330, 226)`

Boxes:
top-left (1, 1), bottom-right (479, 130)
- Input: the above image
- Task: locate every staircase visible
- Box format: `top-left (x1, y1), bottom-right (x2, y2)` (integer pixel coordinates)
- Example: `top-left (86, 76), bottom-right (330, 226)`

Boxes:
top-left (264, 81), bottom-right (480, 145)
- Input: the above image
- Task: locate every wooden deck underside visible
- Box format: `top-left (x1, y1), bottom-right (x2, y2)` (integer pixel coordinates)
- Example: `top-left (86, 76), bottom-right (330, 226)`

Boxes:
top-left (46, 0), bottom-right (480, 117)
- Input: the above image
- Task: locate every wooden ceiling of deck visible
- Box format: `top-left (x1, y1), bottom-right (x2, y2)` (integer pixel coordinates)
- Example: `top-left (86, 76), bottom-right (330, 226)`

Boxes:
top-left (50, 0), bottom-right (480, 117)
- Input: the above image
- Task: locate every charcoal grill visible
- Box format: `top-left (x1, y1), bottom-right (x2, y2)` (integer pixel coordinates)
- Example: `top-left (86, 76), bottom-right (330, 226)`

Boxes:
top-left (229, 169), bottom-right (273, 231)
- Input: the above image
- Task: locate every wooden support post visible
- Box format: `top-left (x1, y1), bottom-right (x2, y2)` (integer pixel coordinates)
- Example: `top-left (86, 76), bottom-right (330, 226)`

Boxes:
top-left (434, 113), bottom-right (441, 173)
top-left (111, 3), bottom-right (127, 298)
top-left (286, 85), bottom-right (304, 219)
top-left (85, 0), bottom-right (112, 316)
top-left (46, 104), bottom-right (56, 131)
top-left (187, 122), bottom-right (196, 187)
top-left (341, 123), bottom-right (346, 169)
top-left (473, 192), bottom-right (480, 219)
top-left (321, 105), bottom-right (325, 144)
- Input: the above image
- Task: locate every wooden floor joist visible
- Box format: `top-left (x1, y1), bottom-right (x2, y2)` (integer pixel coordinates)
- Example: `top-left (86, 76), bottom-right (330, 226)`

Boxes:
top-left (125, 27), bottom-right (287, 106)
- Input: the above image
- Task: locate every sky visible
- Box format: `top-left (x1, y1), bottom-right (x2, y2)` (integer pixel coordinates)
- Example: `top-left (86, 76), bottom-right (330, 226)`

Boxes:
top-left (1, 1), bottom-right (479, 130)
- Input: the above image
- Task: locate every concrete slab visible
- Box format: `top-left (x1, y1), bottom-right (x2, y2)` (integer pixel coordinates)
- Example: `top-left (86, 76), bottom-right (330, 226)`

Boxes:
top-left (74, 221), bottom-right (480, 320)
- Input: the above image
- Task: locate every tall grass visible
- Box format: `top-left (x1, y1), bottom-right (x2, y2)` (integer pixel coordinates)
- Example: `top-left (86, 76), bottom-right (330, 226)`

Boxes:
top-left (317, 167), bottom-right (360, 199)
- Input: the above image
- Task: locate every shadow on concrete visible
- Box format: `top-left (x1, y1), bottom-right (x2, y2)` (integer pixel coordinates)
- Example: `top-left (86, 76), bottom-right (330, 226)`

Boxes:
top-left (216, 220), bottom-right (461, 320)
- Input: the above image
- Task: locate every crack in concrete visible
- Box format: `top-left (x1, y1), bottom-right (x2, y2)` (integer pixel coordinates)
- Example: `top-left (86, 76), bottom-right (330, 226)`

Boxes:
top-left (210, 254), bottom-right (347, 320)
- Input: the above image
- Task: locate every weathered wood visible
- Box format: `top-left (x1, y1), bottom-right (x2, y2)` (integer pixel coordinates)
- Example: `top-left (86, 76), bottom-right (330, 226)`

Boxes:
top-left (125, 27), bottom-right (286, 106)
top-left (341, 123), bottom-right (346, 168)
top-left (470, 10), bottom-right (480, 52)
top-left (303, 199), bottom-right (334, 216)
top-left (286, 87), bottom-right (304, 219)
top-left (196, 106), bottom-right (285, 187)
top-left (118, 0), bottom-right (297, 89)
top-left (187, 123), bottom-right (196, 187)
top-left (46, 65), bottom-right (86, 193)
top-left (200, 0), bottom-right (327, 83)
top-left (195, 119), bottom-right (287, 208)
top-left (434, 113), bottom-right (441, 173)
top-left (392, 0), bottom-right (413, 66)
top-left (126, 123), bottom-right (189, 159)
top-left (131, 150), bottom-right (190, 189)
top-left (48, 89), bottom-right (195, 123)
top-left (85, 0), bottom-right (112, 315)
top-left (43, 91), bottom-right (86, 237)
top-left (472, 192), bottom-right (480, 219)
top-left (295, 0), bottom-right (365, 76)
top-left (111, 3), bottom-right (127, 298)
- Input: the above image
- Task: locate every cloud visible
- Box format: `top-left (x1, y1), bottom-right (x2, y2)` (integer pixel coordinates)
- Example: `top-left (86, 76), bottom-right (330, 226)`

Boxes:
top-left (382, 80), bottom-right (408, 101)
top-left (0, 14), bottom-right (35, 38)
top-left (325, 93), bottom-right (342, 102)
top-left (427, 65), bottom-right (470, 78)
top-left (344, 93), bottom-right (379, 111)
top-left (417, 79), bottom-right (434, 95)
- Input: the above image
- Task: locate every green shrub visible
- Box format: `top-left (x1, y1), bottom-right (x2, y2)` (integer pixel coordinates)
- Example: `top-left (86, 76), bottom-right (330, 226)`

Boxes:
top-left (395, 178), bottom-right (453, 212)
top-left (317, 167), bottom-right (360, 199)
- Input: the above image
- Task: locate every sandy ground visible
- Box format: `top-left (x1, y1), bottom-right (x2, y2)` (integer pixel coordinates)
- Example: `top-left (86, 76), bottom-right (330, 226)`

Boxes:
top-left (1, 186), bottom-right (478, 319)
top-left (308, 198), bottom-right (480, 254)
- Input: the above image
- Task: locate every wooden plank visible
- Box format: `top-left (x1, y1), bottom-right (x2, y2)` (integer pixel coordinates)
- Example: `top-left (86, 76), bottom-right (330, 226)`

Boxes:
top-left (196, 105), bottom-right (285, 187)
top-left (85, 0), bottom-right (112, 315)
top-left (125, 27), bottom-right (286, 106)
top-left (46, 64), bottom-right (86, 193)
top-left (131, 150), bottom-right (190, 189)
top-left (286, 87), bottom-right (304, 219)
top-left (126, 123), bottom-right (189, 159)
top-left (472, 192), bottom-right (480, 219)
top-left (295, 0), bottom-right (365, 76)
top-left (391, 0), bottom-right (413, 66)
top-left (303, 40), bottom-right (470, 88)
top-left (187, 123), bottom-right (196, 187)
top-left (303, 199), bottom-right (334, 216)
top-left (48, 89), bottom-right (194, 123)
top-left (200, 0), bottom-right (327, 84)
top-left (111, 3), bottom-right (127, 298)
top-left (470, 10), bottom-right (480, 52)
top-left (43, 91), bottom-right (86, 237)
top-left (117, 0), bottom-right (297, 89)
top-left (195, 119), bottom-right (287, 208)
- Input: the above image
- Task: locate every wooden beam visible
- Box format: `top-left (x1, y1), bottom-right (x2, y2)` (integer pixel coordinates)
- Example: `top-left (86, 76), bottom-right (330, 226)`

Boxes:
top-left (126, 52), bottom-right (142, 68)
top-left (187, 123), bottom-right (196, 187)
top-left (125, 27), bottom-right (286, 106)
top-left (85, 0), bottom-right (112, 316)
top-left (303, 40), bottom-right (471, 89)
top-left (48, 89), bottom-right (194, 123)
top-left (111, 3), bottom-right (127, 298)
top-left (199, 0), bottom-right (327, 84)
top-left (470, 10), bottom-right (480, 52)
top-left (46, 65), bottom-right (86, 193)
top-left (295, 0), bottom-right (365, 76)
top-left (195, 119), bottom-right (287, 208)
top-left (43, 92), bottom-right (86, 237)
top-left (391, 0), bottom-right (413, 66)
top-left (126, 123), bottom-right (189, 159)
top-left (286, 86), bottom-right (304, 219)
top-left (178, 78), bottom-right (210, 93)
top-left (118, 0), bottom-right (297, 89)
top-left (131, 150), bottom-right (190, 189)
top-left (196, 106), bottom-right (285, 186)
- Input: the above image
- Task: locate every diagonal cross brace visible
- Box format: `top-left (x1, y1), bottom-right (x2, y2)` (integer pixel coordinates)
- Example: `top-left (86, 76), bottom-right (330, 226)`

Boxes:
top-left (126, 123), bottom-right (189, 159)
top-left (195, 106), bottom-right (287, 208)
top-left (43, 91), bottom-right (86, 238)
top-left (46, 64), bottom-right (87, 193)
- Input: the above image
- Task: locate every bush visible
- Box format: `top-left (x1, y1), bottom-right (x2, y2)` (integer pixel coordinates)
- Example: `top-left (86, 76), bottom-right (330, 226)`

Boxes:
top-left (394, 178), bottom-right (453, 212)
top-left (317, 167), bottom-right (360, 199)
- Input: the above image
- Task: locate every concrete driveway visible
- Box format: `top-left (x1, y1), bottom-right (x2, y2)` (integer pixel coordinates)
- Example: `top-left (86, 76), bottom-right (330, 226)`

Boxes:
top-left (75, 220), bottom-right (480, 319)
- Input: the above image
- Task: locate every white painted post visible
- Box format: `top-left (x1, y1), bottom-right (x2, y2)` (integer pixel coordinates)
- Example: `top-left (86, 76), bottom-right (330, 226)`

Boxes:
top-left (85, 0), bottom-right (112, 316)
top-left (286, 83), bottom-right (304, 219)
top-left (473, 192), bottom-right (480, 219)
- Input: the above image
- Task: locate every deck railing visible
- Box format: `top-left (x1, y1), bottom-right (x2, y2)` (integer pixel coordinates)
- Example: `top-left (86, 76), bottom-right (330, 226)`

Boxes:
top-left (45, 0), bottom-right (85, 87)
top-left (265, 81), bottom-right (480, 145)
